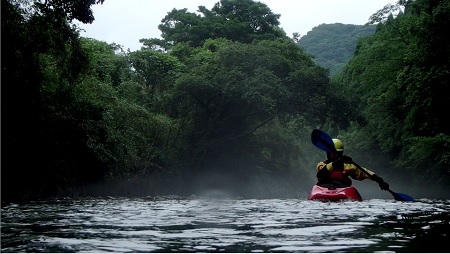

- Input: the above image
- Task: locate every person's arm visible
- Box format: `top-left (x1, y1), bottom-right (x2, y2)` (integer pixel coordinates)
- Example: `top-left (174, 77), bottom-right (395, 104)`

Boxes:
top-left (339, 155), bottom-right (390, 190)
top-left (316, 161), bottom-right (330, 178)
top-left (344, 164), bottom-right (390, 190)
top-left (343, 163), bottom-right (372, 180)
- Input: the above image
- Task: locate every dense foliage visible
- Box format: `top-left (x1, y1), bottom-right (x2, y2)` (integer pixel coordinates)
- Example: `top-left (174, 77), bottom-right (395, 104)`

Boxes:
top-left (2, 0), bottom-right (449, 202)
top-left (2, 0), bottom-right (107, 200)
top-left (334, 0), bottom-right (450, 193)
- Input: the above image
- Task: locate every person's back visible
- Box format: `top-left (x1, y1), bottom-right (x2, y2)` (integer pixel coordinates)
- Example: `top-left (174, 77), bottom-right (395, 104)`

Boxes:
top-left (315, 138), bottom-right (389, 190)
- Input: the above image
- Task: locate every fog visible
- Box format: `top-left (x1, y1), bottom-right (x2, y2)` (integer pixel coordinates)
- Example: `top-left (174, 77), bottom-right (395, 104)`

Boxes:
top-left (55, 134), bottom-right (447, 200)
top-left (59, 152), bottom-right (447, 201)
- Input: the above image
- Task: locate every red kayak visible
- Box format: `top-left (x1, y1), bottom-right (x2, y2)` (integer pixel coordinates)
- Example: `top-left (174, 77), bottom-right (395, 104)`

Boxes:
top-left (307, 185), bottom-right (362, 201)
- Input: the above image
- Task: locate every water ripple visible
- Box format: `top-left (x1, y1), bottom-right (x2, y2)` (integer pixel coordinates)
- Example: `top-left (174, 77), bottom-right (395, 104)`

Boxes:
top-left (2, 198), bottom-right (449, 252)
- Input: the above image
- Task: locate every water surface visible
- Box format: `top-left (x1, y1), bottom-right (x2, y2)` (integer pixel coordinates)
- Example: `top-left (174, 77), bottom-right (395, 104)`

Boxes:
top-left (1, 198), bottom-right (449, 252)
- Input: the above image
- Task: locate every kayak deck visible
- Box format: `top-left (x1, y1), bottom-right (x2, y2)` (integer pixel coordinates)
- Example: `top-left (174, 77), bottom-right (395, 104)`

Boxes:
top-left (307, 185), bottom-right (362, 201)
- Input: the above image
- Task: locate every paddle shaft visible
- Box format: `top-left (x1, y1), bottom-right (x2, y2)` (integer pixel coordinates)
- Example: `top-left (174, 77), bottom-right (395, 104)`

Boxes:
top-left (350, 160), bottom-right (389, 190)
top-left (352, 161), bottom-right (409, 201)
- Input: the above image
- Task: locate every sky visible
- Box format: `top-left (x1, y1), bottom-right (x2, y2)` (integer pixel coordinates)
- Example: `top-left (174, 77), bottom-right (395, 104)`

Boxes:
top-left (76, 0), bottom-right (397, 52)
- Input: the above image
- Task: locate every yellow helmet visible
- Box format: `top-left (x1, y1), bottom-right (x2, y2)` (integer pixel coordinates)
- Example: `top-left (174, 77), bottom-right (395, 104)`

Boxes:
top-left (332, 139), bottom-right (344, 152)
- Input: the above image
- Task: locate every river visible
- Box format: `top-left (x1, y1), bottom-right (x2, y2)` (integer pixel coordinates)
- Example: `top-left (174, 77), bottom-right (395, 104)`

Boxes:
top-left (1, 197), bottom-right (449, 252)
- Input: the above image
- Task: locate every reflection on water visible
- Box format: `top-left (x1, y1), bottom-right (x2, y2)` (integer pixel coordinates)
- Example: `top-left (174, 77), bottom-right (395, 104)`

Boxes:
top-left (1, 198), bottom-right (449, 252)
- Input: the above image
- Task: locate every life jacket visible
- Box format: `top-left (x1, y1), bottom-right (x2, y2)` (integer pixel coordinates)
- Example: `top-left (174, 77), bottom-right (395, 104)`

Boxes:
top-left (317, 160), bottom-right (352, 187)
top-left (328, 169), bottom-right (349, 182)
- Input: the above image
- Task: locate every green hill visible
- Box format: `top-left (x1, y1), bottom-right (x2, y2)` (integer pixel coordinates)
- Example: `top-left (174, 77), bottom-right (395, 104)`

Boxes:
top-left (298, 23), bottom-right (376, 77)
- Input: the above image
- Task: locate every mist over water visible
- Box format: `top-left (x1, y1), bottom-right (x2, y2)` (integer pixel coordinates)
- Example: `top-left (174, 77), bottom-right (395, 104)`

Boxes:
top-left (2, 197), bottom-right (449, 252)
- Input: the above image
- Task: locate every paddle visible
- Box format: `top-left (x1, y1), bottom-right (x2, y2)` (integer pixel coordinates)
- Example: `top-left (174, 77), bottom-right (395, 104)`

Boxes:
top-left (311, 129), bottom-right (415, 202)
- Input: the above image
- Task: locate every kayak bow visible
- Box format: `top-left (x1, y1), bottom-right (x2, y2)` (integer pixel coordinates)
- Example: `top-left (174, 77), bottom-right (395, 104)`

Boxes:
top-left (307, 184), bottom-right (363, 202)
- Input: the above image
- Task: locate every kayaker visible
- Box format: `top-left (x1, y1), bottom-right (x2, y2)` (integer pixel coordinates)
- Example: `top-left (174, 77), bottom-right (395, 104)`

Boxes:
top-left (316, 138), bottom-right (390, 190)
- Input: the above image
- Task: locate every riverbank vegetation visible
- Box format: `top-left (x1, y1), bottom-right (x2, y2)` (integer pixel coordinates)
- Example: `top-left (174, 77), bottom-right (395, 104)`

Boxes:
top-left (2, 0), bottom-right (449, 203)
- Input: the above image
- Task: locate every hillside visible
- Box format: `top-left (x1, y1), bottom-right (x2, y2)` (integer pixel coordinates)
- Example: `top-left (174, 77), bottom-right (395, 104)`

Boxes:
top-left (298, 23), bottom-right (376, 77)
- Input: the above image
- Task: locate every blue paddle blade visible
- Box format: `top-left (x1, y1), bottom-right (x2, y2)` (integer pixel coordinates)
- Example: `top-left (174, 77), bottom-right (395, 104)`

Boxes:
top-left (311, 129), bottom-right (336, 153)
top-left (390, 190), bottom-right (415, 202)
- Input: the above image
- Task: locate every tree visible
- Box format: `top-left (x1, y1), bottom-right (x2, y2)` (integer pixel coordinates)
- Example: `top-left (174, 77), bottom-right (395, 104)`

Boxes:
top-left (143, 0), bottom-right (286, 50)
top-left (1, 0), bottom-right (105, 201)
top-left (167, 38), bottom-right (333, 178)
